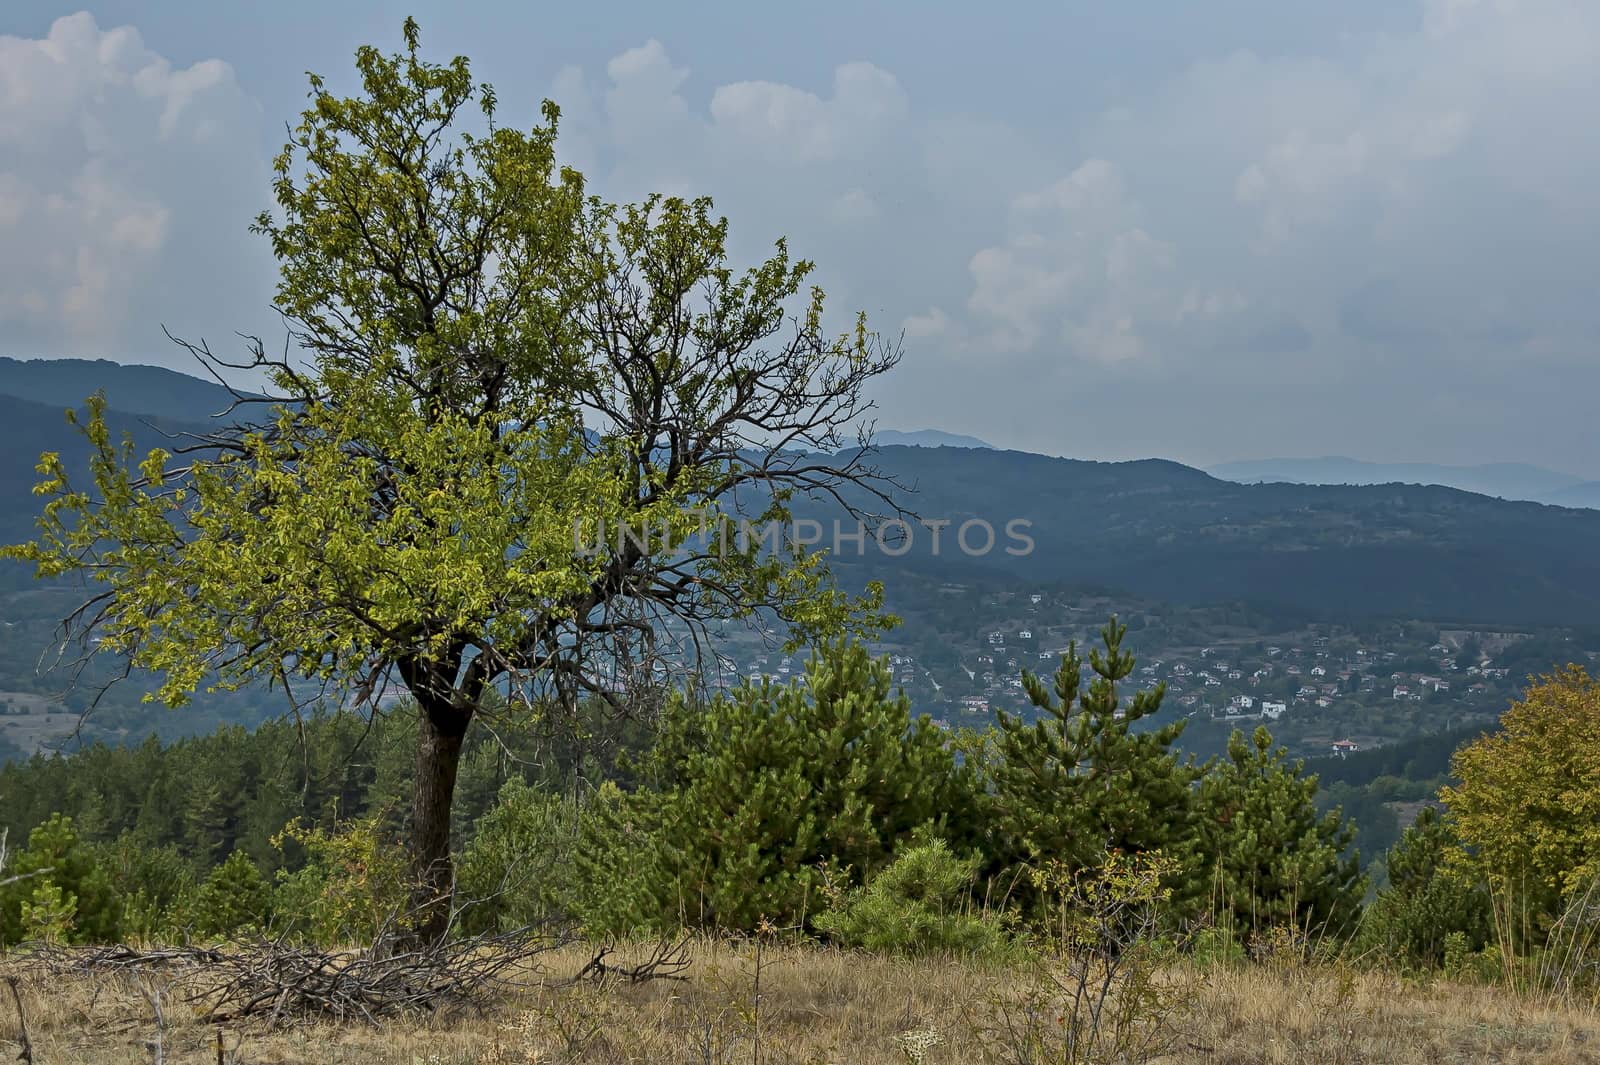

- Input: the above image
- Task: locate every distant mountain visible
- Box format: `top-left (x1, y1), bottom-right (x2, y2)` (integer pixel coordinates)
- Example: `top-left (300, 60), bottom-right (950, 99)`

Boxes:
top-left (804, 446), bottom-right (1600, 626)
top-left (1, 392), bottom-right (217, 576)
top-left (0, 356), bottom-right (250, 425)
top-left (874, 429), bottom-right (993, 449)
top-left (8, 358), bottom-right (1600, 628)
top-left (1208, 456), bottom-right (1589, 506)
top-left (1543, 481), bottom-right (1600, 510)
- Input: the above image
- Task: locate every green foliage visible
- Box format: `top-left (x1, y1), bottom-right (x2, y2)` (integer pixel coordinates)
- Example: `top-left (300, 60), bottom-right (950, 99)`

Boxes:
top-left (455, 778), bottom-right (584, 934)
top-left (189, 850), bottom-right (273, 938)
top-left (0, 712), bottom-right (554, 871)
top-left (571, 641), bottom-right (977, 935)
top-left (982, 851), bottom-right (1191, 1065)
top-left (271, 819), bottom-right (409, 946)
top-left (0, 814), bottom-right (119, 945)
top-left (814, 837), bottom-right (1012, 959)
top-left (92, 835), bottom-right (196, 940)
top-left (986, 619), bottom-right (1199, 912)
top-left (2, 23), bottom-right (898, 940)
top-left (19, 880), bottom-right (76, 944)
top-left (1442, 666), bottom-right (1600, 940)
top-left (1361, 807), bottom-right (1491, 969)
top-left (1200, 727), bottom-right (1366, 938)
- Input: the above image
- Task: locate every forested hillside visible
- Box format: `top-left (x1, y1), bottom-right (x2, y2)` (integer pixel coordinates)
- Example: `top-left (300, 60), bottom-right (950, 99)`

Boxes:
top-left (9, 360), bottom-right (1600, 627)
top-left (803, 445), bottom-right (1600, 625)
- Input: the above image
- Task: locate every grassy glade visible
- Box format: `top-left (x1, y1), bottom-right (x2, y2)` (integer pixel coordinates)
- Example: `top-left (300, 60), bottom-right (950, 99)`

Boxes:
top-left (3, 642), bottom-right (1600, 1062)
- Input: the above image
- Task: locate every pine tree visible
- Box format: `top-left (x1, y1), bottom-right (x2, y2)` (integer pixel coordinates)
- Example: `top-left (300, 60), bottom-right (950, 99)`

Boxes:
top-left (572, 641), bottom-right (979, 934)
top-left (1362, 806), bottom-right (1491, 968)
top-left (0, 814), bottom-right (120, 945)
top-left (987, 619), bottom-right (1200, 912)
top-left (1200, 726), bottom-right (1365, 939)
top-left (190, 849), bottom-right (273, 937)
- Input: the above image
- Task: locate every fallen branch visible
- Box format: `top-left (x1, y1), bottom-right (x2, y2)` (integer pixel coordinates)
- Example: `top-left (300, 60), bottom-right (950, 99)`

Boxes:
top-left (569, 937), bottom-right (692, 986)
top-left (3, 975), bottom-right (34, 1065)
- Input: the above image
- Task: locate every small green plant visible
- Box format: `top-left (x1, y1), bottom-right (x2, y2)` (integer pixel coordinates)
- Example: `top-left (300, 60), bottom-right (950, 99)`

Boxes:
top-left (271, 818), bottom-right (409, 945)
top-left (455, 778), bottom-right (584, 934)
top-left (815, 837), bottom-right (1013, 959)
top-left (980, 851), bottom-right (1192, 1065)
top-left (0, 814), bottom-right (120, 945)
top-left (19, 880), bottom-right (77, 944)
top-left (188, 849), bottom-right (272, 938)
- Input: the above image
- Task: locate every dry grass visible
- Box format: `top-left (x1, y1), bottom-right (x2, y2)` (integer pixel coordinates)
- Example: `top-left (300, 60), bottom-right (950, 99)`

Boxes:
top-left (2, 939), bottom-right (1597, 1064)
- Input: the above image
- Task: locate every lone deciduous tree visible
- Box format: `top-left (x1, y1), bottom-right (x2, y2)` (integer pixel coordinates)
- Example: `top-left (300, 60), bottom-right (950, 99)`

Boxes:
top-left (4, 21), bottom-right (899, 943)
top-left (1442, 665), bottom-right (1600, 942)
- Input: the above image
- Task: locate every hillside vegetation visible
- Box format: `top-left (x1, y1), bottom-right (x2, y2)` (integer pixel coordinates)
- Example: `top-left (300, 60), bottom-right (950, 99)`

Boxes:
top-left (4, 27), bottom-right (1598, 1063)
top-left (5, 938), bottom-right (1599, 1063)
top-left (8, 364), bottom-right (1600, 627)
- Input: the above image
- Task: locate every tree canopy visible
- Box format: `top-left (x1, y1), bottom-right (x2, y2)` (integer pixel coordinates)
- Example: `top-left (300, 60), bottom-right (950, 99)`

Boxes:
top-left (1441, 665), bottom-right (1600, 937)
top-left (3, 20), bottom-right (899, 941)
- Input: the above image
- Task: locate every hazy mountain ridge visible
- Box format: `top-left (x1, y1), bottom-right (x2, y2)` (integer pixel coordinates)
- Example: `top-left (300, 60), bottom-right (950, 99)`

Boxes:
top-left (7, 359), bottom-right (1600, 627)
top-left (0, 356), bottom-right (259, 425)
top-left (874, 428), bottom-right (994, 449)
top-left (1208, 455), bottom-right (1594, 508)
top-left (806, 445), bottom-right (1600, 626)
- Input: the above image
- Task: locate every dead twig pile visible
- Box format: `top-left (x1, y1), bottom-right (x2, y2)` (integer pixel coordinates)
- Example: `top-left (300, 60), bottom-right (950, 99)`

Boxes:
top-left (19, 931), bottom-right (559, 1027)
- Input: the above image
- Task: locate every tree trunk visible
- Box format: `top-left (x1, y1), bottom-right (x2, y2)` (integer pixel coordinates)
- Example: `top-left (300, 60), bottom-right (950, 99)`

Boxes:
top-left (408, 698), bottom-right (472, 946)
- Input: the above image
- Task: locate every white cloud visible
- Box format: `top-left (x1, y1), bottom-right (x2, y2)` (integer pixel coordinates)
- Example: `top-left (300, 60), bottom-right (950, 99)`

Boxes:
top-left (553, 43), bottom-right (917, 230)
top-left (935, 0), bottom-right (1600, 387)
top-left (8, 5), bottom-right (1595, 465)
top-left (709, 62), bottom-right (907, 165)
top-left (962, 160), bottom-right (1199, 363)
top-left (0, 13), bottom-right (267, 358)
top-left (901, 305), bottom-right (951, 341)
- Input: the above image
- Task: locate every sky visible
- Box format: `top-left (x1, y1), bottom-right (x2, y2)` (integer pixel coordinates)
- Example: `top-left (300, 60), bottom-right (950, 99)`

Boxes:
top-left (1, 1), bottom-right (1597, 472)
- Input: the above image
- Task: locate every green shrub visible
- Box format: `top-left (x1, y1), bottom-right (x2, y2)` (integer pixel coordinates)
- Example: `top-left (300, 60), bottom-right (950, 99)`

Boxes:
top-left (1361, 807), bottom-right (1491, 970)
top-left (978, 851), bottom-right (1194, 1065)
top-left (19, 881), bottom-right (77, 944)
top-left (985, 621), bottom-right (1201, 918)
top-left (92, 835), bottom-right (196, 941)
top-left (456, 778), bottom-right (584, 934)
top-left (571, 642), bottom-right (979, 935)
top-left (271, 818), bottom-right (408, 945)
top-left (815, 838), bottom-right (1012, 958)
top-left (188, 849), bottom-right (272, 938)
top-left (1200, 727), bottom-right (1366, 940)
top-left (0, 814), bottom-right (120, 945)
